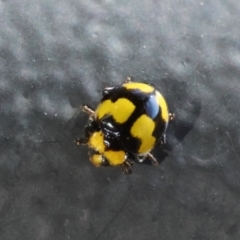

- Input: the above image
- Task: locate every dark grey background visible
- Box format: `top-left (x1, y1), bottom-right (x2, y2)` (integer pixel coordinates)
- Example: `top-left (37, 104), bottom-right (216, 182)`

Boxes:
top-left (1, 0), bottom-right (240, 239)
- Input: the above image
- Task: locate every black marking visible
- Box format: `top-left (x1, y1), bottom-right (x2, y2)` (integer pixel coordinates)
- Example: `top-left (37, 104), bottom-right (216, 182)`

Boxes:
top-left (96, 85), bottom-right (168, 154)
top-left (84, 120), bottom-right (101, 138)
top-left (99, 114), bottom-right (121, 137)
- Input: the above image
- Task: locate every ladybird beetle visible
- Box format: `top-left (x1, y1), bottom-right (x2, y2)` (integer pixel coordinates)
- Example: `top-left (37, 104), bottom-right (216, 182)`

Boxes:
top-left (75, 77), bottom-right (174, 174)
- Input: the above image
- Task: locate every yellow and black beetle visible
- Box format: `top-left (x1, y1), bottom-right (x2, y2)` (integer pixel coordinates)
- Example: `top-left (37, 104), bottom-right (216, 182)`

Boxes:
top-left (76, 78), bottom-right (174, 174)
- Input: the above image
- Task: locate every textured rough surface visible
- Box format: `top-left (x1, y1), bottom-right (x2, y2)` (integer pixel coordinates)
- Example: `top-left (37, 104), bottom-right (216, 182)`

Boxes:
top-left (1, 0), bottom-right (240, 239)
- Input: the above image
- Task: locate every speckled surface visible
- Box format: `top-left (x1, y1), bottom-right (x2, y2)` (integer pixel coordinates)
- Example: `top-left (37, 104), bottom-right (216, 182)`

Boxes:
top-left (1, 1), bottom-right (240, 239)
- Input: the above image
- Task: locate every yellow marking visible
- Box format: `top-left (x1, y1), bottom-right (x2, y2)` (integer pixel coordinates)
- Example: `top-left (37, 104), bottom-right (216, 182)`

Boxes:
top-left (88, 131), bottom-right (105, 152)
top-left (88, 131), bottom-right (126, 166)
top-left (131, 115), bottom-right (156, 153)
top-left (96, 98), bottom-right (135, 123)
top-left (155, 90), bottom-right (169, 122)
top-left (104, 150), bottom-right (126, 166)
top-left (90, 154), bottom-right (103, 167)
top-left (123, 82), bottom-right (154, 93)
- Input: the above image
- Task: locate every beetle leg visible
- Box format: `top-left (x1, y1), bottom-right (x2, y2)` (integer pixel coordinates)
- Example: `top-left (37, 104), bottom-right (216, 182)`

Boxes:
top-left (135, 155), bottom-right (146, 163)
top-left (160, 134), bottom-right (166, 145)
top-left (124, 76), bottom-right (133, 83)
top-left (75, 138), bottom-right (88, 145)
top-left (121, 164), bottom-right (132, 174)
top-left (121, 159), bottom-right (135, 174)
top-left (146, 152), bottom-right (159, 165)
top-left (81, 105), bottom-right (95, 118)
top-left (169, 113), bottom-right (175, 121)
